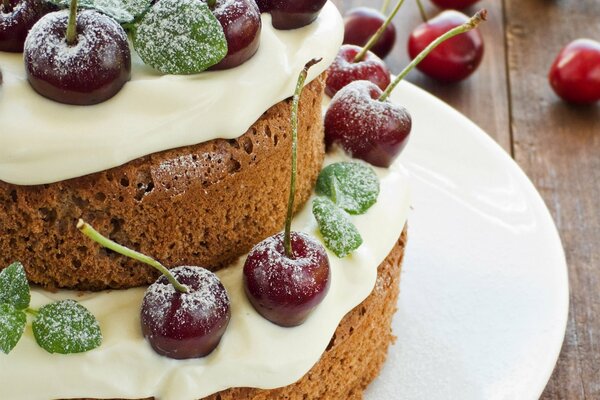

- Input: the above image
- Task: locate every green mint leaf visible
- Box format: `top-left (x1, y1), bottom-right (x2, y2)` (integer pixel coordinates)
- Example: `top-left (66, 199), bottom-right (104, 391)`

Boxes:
top-left (32, 300), bottom-right (102, 354)
top-left (0, 303), bottom-right (26, 354)
top-left (313, 197), bottom-right (363, 258)
top-left (133, 0), bottom-right (228, 74)
top-left (0, 262), bottom-right (31, 310)
top-left (316, 162), bottom-right (380, 215)
top-left (47, 0), bottom-right (153, 23)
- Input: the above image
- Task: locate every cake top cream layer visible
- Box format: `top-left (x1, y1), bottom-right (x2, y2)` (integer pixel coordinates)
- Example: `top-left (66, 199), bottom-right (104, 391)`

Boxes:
top-left (0, 151), bottom-right (411, 400)
top-left (0, 2), bottom-right (343, 185)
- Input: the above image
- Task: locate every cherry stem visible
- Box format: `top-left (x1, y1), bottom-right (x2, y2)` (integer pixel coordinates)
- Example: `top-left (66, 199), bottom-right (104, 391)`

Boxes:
top-left (354, 0), bottom-right (406, 63)
top-left (206, 0), bottom-right (216, 9)
top-left (2, 0), bottom-right (11, 13)
top-left (380, 0), bottom-right (391, 14)
top-left (283, 58), bottom-right (322, 258)
top-left (379, 9), bottom-right (488, 102)
top-left (415, 0), bottom-right (428, 22)
top-left (77, 219), bottom-right (190, 294)
top-left (66, 0), bottom-right (78, 46)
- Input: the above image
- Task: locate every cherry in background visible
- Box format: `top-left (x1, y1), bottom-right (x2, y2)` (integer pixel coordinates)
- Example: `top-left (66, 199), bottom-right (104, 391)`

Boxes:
top-left (326, 10), bottom-right (487, 168)
top-left (208, 0), bottom-right (262, 70)
top-left (244, 59), bottom-right (331, 327)
top-left (263, 0), bottom-right (327, 30)
top-left (549, 38), bottom-right (600, 105)
top-left (431, 0), bottom-right (480, 10)
top-left (408, 10), bottom-right (484, 82)
top-left (24, 0), bottom-right (131, 105)
top-left (0, 0), bottom-right (57, 52)
top-left (343, 7), bottom-right (396, 59)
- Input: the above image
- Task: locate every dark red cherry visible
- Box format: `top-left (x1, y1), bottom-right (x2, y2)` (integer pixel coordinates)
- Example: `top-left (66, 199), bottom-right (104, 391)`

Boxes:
top-left (431, 0), bottom-right (480, 10)
top-left (343, 7), bottom-right (396, 59)
top-left (408, 10), bottom-right (484, 82)
top-left (243, 232), bottom-right (331, 327)
top-left (209, 0), bottom-right (261, 70)
top-left (325, 44), bottom-right (390, 97)
top-left (325, 80), bottom-right (411, 168)
top-left (0, 0), bottom-right (57, 52)
top-left (549, 38), bottom-right (600, 105)
top-left (141, 266), bottom-right (231, 359)
top-left (24, 10), bottom-right (131, 105)
top-left (255, 0), bottom-right (271, 13)
top-left (268, 0), bottom-right (327, 30)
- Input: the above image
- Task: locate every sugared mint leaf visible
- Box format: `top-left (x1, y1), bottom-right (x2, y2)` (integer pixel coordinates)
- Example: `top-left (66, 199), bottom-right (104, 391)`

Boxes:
top-left (313, 197), bottom-right (363, 258)
top-left (0, 303), bottom-right (26, 354)
top-left (316, 162), bottom-right (380, 215)
top-left (0, 262), bottom-right (30, 310)
top-left (48, 0), bottom-right (153, 23)
top-left (32, 300), bottom-right (102, 354)
top-left (133, 0), bottom-right (228, 74)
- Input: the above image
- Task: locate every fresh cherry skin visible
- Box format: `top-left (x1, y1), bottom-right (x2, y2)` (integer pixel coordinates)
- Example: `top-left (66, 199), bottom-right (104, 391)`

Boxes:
top-left (141, 266), bottom-right (231, 359)
top-left (408, 10), bottom-right (484, 83)
top-left (325, 80), bottom-right (411, 168)
top-left (343, 7), bottom-right (396, 59)
top-left (325, 44), bottom-right (390, 97)
top-left (549, 39), bottom-right (600, 105)
top-left (0, 0), bottom-right (57, 52)
top-left (431, 0), bottom-right (480, 10)
top-left (267, 0), bottom-right (327, 30)
top-left (210, 0), bottom-right (262, 70)
top-left (255, 0), bottom-right (271, 13)
top-left (24, 10), bottom-right (131, 105)
top-left (243, 232), bottom-right (331, 327)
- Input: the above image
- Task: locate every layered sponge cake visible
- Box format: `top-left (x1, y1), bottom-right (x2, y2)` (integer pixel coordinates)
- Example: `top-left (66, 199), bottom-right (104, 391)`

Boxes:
top-left (0, 2), bottom-right (411, 399)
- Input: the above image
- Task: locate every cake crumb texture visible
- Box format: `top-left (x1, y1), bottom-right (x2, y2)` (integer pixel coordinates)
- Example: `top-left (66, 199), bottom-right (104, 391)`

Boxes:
top-left (0, 75), bottom-right (326, 290)
top-left (72, 227), bottom-right (407, 400)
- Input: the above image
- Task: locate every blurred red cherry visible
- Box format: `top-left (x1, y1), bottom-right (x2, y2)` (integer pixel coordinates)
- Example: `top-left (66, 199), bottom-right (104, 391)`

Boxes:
top-left (343, 7), bottom-right (396, 59)
top-left (431, 0), bottom-right (480, 9)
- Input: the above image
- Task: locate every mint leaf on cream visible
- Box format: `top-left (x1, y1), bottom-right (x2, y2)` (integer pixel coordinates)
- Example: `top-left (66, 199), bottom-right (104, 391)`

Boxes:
top-left (0, 262), bottom-right (30, 310)
top-left (32, 300), bottom-right (102, 354)
top-left (0, 303), bottom-right (27, 354)
top-left (133, 0), bottom-right (228, 74)
top-left (313, 197), bottom-right (363, 258)
top-left (316, 162), bottom-right (379, 215)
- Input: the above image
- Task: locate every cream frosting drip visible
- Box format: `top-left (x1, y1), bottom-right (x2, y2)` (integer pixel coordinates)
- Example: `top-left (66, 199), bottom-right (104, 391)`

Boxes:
top-left (0, 151), bottom-right (411, 400)
top-left (0, 2), bottom-right (343, 185)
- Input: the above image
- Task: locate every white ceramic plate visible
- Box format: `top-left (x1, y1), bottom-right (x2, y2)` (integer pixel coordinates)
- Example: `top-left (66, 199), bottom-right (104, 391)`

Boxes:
top-left (364, 82), bottom-right (569, 400)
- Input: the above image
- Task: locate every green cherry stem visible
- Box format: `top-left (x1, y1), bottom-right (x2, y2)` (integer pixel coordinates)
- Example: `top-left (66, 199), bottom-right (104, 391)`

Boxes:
top-left (25, 307), bottom-right (39, 316)
top-left (77, 219), bottom-right (189, 293)
top-left (379, 9), bottom-right (487, 101)
top-left (65, 0), bottom-right (78, 46)
top-left (355, 0), bottom-right (406, 63)
top-left (283, 58), bottom-right (322, 258)
top-left (380, 0), bottom-right (391, 14)
top-left (206, 0), bottom-right (217, 9)
top-left (415, 0), bottom-right (428, 22)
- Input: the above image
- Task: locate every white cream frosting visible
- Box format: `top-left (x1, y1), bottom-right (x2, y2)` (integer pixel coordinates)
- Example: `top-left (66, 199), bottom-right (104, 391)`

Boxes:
top-left (0, 151), bottom-right (411, 400)
top-left (0, 2), bottom-right (343, 185)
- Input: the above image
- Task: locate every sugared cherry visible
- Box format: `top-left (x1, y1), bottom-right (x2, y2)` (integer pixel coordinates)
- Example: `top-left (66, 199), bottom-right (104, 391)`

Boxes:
top-left (243, 59), bottom-right (330, 327)
top-left (77, 220), bottom-right (231, 359)
top-left (0, 0), bottom-right (56, 52)
top-left (244, 232), bottom-right (330, 327)
top-left (431, 0), bottom-right (480, 10)
top-left (24, 2), bottom-right (131, 105)
top-left (141, 266), bottom-right (231, 359)
top-left (208, 0), bottom-right (262, 70)
top-left (408, 10), bottom-right (484, 82)
top-left (265, 0), bottom-right (327, 30)
top-left (343, 7), bottom-right (396, 59)
top-left (325, 45), bottom-right (390, 97)
top-left (326, 10), bottom-right (487, 167)
top-left (549, 38), bottom-right (600, 105)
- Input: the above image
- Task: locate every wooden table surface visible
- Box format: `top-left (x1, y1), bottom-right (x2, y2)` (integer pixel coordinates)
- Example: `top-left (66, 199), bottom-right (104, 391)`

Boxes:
top-left (332, 0), bottom-right (600, 398)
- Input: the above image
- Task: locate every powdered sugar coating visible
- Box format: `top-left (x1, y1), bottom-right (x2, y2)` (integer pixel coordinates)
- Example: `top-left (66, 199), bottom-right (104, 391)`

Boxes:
top-left (0, 0), bottom-right (56, 52)
top-left (324, 80), bottom-right (412, 167)
top-left (243, 232), bottom-right (331, 327)
top-left (133, 0), bottom-right (227, 74)
top-left (24, 9), bottom-right (131, 104)
top-left (141, 266), bottom-right (231, 359)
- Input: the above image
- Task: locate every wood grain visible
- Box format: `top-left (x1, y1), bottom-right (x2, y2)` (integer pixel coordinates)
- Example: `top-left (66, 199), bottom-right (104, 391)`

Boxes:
top-left (504, 0), bottom-right (600, 398)
top-left (334, 0), bottom-right (600, 397)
